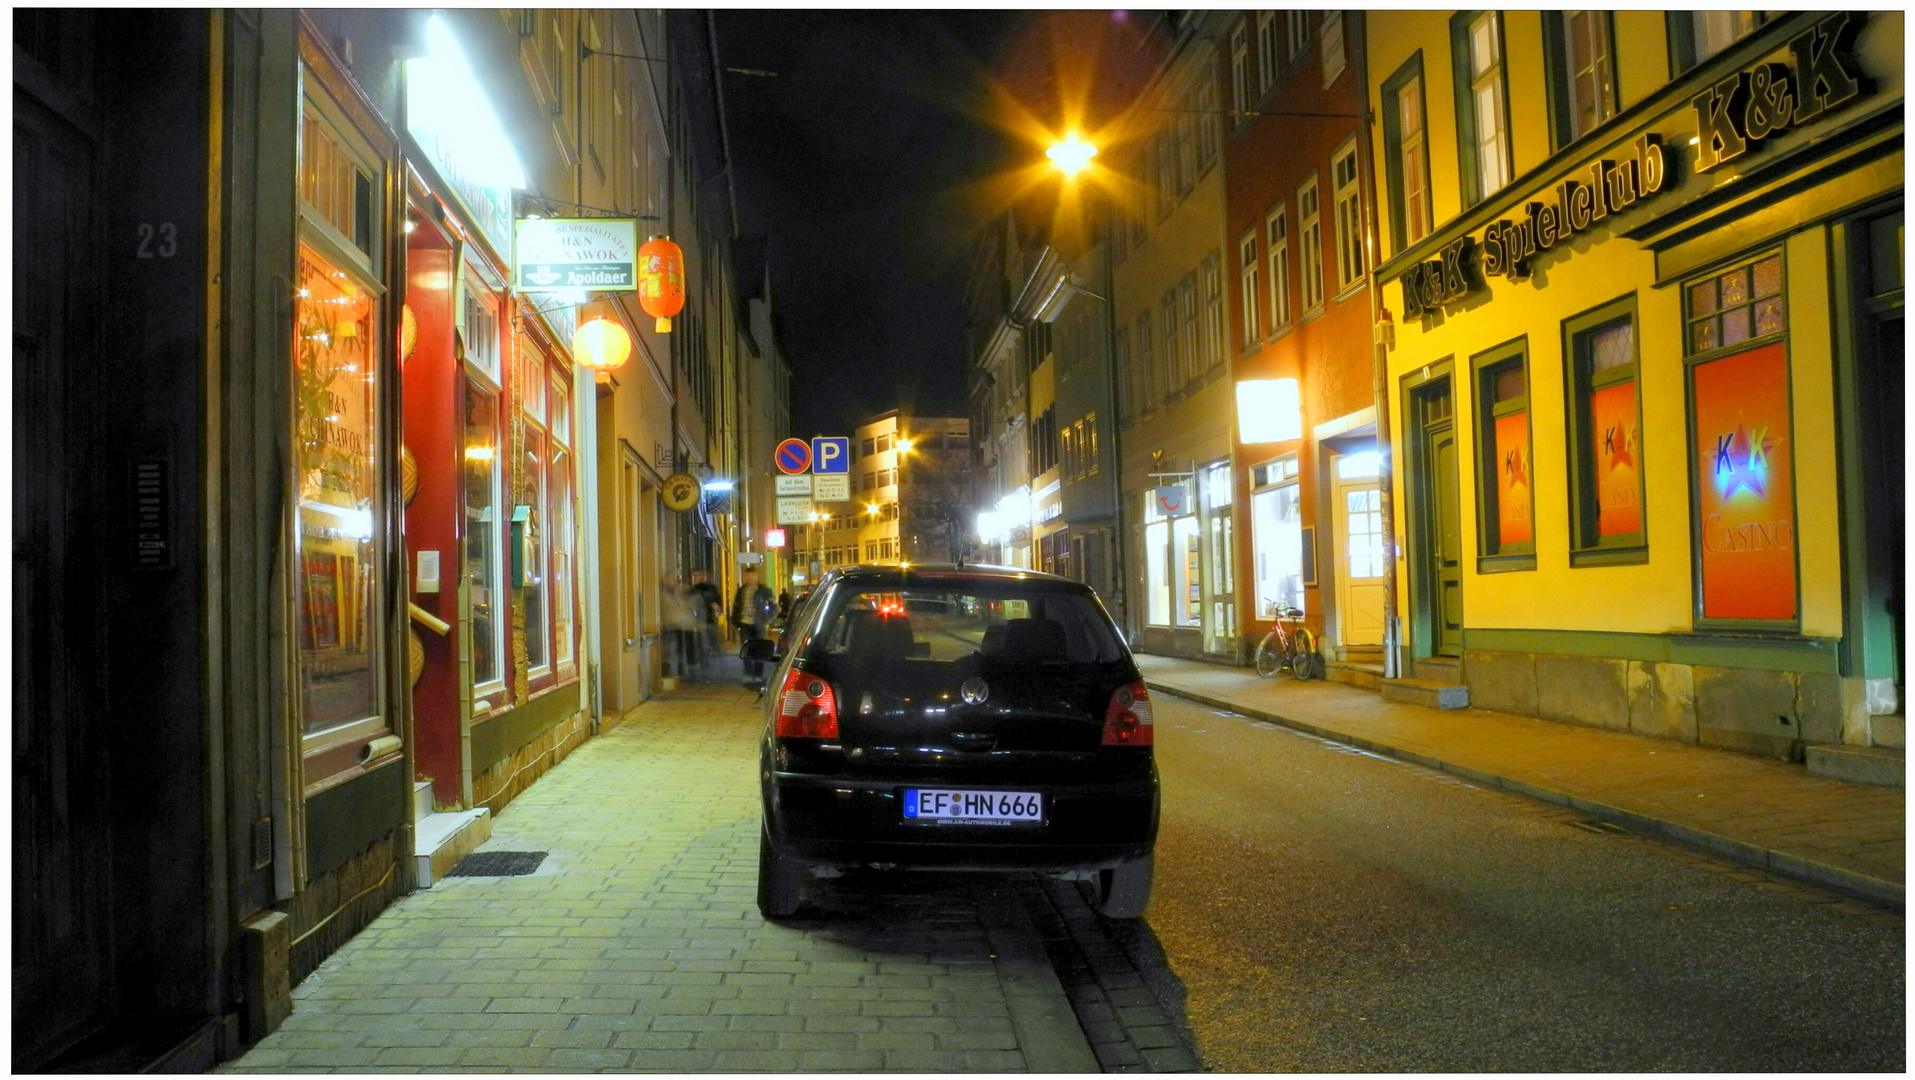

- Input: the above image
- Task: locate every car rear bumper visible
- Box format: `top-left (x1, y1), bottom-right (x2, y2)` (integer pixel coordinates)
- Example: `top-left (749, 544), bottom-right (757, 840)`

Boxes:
top-left (764, 771), bottom-right (1158, 872)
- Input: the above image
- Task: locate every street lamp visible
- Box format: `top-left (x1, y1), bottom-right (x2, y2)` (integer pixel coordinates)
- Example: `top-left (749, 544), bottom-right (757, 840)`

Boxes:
top-left (1045, 133), bottom-right (1097, 178)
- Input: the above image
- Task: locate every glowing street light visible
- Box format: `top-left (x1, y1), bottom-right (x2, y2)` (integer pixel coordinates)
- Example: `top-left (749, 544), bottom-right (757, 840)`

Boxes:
top-left (896, 436), bottom-right (914, 454)
top-left (1045, 133), bottom-right (1097, 177)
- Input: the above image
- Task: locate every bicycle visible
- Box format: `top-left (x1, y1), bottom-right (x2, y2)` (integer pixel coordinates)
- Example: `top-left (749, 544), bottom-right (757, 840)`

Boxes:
top-left (1253, 605), bottom-right (1323, 680)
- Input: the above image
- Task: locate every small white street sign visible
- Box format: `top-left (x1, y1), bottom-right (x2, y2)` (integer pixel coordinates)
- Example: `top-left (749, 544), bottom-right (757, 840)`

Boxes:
top-left (812, 473), bottom-right (850, 502)
top-left (776, 496), bottom-right (814, 525)
top-left (775, 474), bottom-right (814, 497)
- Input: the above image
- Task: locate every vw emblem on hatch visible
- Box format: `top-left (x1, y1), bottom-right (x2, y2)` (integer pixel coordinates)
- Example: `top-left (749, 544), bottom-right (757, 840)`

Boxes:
top-left (960, 677), bottom-right (990, 705)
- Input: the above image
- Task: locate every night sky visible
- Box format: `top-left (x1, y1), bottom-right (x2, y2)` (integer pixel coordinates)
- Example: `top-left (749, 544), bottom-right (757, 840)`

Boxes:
top-left (713, 11), bottom-right (1033, 437)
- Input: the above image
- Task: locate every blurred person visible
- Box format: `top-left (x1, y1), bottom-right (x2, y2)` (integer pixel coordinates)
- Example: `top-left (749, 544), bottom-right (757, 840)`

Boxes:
top-left (731, 567), bottom-right (777, 688)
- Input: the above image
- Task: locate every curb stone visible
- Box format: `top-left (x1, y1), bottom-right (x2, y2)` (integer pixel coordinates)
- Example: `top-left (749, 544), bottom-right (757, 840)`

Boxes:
top-left (1146, 680), bottom-right (1905, 912)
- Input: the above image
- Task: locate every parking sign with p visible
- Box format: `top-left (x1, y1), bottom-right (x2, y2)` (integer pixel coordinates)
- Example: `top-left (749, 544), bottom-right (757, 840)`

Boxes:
top-left (811, 437), bottom-right (850, 474)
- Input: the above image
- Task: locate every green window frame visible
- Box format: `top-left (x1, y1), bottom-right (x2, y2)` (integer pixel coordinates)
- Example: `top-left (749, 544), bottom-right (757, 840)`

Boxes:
top-left (1681, 249), bottom-right (1797, 633)
top-left (1379, 51), bottom-right (1431, 254)
top-left (1471, 338), bottom-right (1536, 571)
top-left (1563, 294), bottom-right (1647, 565)
top-left (1541, 11), bottom-right (1619, 151)
top-left (1450, 10), bottom-right (1512, 209)
top-left (1665, 11), bottom-right (1764, 75)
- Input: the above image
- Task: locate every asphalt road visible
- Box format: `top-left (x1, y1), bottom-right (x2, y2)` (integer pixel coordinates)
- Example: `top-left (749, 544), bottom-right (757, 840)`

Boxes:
top-left (1138, 694), bottom-right (1906, 1072)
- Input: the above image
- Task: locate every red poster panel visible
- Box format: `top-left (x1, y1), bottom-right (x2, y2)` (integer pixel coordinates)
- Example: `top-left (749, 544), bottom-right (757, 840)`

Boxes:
top-left (1693, 342), bottom-right (1795, 621)
top-left (1493, 411), bottom-right (1532, 546)
top-left (1590, 381), bottom-right (1642, 536)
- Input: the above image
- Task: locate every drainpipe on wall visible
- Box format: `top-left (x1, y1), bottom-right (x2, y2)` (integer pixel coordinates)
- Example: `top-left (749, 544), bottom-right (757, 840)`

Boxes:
top-left (1349, 13), bottom-right (1404, 680)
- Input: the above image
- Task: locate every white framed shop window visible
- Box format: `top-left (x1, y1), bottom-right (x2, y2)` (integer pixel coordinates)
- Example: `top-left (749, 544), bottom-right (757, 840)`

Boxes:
top-left (1250, 454), bottom-right (1304, 619)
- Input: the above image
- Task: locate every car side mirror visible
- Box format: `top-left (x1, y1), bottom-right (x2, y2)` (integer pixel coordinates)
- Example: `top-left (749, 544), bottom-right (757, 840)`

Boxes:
top-left (740, 638), bottom-right (779, 662)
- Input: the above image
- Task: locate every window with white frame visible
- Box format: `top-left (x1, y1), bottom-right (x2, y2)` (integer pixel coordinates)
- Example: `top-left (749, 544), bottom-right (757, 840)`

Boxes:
top-left (1267, 206), bottom-right (1291, 331)
top-left (1255, 11), bottom-right (1278, 94)
top-left (1553, 11), bottom-right (1616, 144)
top-left (1287, 11), bottom-right (1311, 58)
top-left (1319, 10), bottom-right (1346, 86)
top-left (1160, 293), bottom-right (1179, 397)
top-left (1464, 11), bottom-right (1510, 201)
top-left (1155, 131), bottom-right (1177, 219)
top-left (1391, 67), bottom-right (1432, 246)
top-left (1176, 105), bottom-right (1197, 195)
top-left (1196, 59), bottom-right (1221, 171)
top-left (1178, 274), bottom-right (1200, 386)
top-left (1136, 309), bottom-right (1154, 412)
top-left (1684, 11), bottom-right (1760, 68)
top-left (1298, 173), bottom-right (1324, 312)
top-left (1200, 251), bottom-right (1225, 374)
top-left (1332, 142), bottom-right (1364, 293)
top-left (1251, 454), bottom-right (1304, 618)
top-left (1231, 20), bottom-right (1251, 115)
top-left (1115, 326), bottom-right (1132, 423)
top-left (1239, 230), bottom-right (1262, 346)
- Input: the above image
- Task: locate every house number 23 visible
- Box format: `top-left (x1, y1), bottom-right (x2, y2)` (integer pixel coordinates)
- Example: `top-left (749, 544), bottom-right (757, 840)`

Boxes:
top-left (137, 222), bottom-right (178, 259)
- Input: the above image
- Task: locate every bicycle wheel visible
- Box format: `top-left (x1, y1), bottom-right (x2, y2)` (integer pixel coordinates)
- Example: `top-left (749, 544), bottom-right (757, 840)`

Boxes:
top-left (1253, 630), bottom-right (1286, 678)
top-left (1289, 628), bottom-right (1323, 680)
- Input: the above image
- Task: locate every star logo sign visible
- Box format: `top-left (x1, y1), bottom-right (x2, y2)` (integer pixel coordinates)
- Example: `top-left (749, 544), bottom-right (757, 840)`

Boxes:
top-left (1602, 422), bottom-right (1637, 471)
top-left (1503, 447), bottom-right (1528, 488)
top-left (1712, 415), bottom-right (1776, 499)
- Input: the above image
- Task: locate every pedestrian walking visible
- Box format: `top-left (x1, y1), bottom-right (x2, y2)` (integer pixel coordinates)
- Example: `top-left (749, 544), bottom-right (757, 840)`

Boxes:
top-left (661, 576), bottom-right (702, 684)
top-left (688, 568), bottom-right (722, 671)
top-left (731, 567), bottom-right (777, 688)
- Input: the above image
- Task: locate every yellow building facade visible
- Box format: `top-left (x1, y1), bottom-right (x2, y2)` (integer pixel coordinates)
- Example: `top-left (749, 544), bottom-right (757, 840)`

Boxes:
top-left (1367, 11), bottom-right (1902, 757)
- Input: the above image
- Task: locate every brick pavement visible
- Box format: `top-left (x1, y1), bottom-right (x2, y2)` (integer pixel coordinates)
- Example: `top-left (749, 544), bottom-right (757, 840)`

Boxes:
top-left (218, 683), bottom-right (1109, 1073)
top-left (1138, 655), bottom-right (1904, 909)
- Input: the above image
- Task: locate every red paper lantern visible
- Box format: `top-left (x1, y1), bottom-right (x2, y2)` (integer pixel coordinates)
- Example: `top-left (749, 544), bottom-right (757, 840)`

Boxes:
top-left (637, 235), bottom-right (685, 333)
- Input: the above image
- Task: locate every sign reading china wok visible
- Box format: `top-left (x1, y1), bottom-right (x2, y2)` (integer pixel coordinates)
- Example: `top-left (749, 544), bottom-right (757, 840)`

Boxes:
top-left (514, 218), bottom-right (639, 291)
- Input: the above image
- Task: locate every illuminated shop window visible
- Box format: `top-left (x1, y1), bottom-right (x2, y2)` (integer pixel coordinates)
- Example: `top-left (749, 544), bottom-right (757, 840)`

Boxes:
top-left (1564, 296), bottom-right (1645, 564)
top-left (1472, 340), bottom-right (1536, 568)
top-left (293, 243), bottom-right (383, 740)
top-left (1684, 251), bottom-right (1796, 626)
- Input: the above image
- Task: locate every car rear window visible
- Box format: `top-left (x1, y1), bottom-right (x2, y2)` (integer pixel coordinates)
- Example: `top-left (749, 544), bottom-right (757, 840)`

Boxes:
top-left (810, 585), bottom-right (1126, 666)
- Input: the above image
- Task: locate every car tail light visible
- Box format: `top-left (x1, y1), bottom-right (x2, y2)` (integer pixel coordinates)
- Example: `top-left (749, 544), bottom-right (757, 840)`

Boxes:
top-left (775, 667), bottom-right (839, 739)
top-left (1102, 681), bottom-right (1154, 746)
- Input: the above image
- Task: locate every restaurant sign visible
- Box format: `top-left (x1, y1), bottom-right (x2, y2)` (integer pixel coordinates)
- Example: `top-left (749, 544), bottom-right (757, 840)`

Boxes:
top-left (514, 218), bottom-right (639, 292)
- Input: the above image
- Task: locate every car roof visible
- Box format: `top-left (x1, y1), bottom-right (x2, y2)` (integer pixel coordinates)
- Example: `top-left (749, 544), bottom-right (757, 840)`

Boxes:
top-left (831, 563), bottom-right (1083, 587)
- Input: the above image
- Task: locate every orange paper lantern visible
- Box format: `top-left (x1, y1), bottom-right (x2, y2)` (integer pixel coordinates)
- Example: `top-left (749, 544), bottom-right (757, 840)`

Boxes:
top-left (572, 316), bottom-right (632, 372)
top-left (637, 235), bottom-right (685, 333)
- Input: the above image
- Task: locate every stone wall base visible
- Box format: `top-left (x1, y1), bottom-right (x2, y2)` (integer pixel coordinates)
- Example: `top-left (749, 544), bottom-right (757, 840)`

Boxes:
top-left (1463, 649), bottom-right (1876, 759)
top-left (472, 710), bottom-right (589, 816)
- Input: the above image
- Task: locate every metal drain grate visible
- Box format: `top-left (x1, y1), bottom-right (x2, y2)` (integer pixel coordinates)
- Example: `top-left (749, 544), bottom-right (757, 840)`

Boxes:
top-left (1568, 819), bottom-right (1629, 835)
top-left (446, 850), bottom-right (548, 877)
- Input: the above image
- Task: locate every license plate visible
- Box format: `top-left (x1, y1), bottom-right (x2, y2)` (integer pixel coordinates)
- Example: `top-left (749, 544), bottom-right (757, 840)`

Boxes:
top-left (904, 788), bottom-right (1043, 825)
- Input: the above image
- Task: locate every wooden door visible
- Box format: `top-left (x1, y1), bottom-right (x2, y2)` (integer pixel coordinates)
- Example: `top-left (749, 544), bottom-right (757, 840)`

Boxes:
top-left (1332, 470), bottom-right (1386, 646)
top-left (1430, 422), bottom-right (1465, 656)
top-left (13, 29), bottom-right (114, 1064)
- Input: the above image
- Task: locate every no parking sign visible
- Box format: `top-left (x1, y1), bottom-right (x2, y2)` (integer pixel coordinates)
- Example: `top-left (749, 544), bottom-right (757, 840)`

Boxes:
top-left (774, 438), bottom-right (813, 475)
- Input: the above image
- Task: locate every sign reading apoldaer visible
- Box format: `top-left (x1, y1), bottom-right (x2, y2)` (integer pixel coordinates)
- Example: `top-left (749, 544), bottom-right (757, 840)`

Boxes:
top-left (514, 218), bottom-right (639, 291)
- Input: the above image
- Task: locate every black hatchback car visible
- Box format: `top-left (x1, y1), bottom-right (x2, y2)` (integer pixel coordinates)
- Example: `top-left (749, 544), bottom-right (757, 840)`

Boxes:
top-left (744, 564), bottom-right (1158, 920)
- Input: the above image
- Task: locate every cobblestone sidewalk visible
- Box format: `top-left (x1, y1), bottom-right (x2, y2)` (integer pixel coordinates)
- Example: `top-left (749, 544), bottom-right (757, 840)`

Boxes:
top-left (219, 686), bottom-right (1102, 1073)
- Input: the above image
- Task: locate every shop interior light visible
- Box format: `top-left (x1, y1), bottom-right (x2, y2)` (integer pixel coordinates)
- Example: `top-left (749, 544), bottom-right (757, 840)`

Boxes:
top-left (464, 445), bottom-right (495, 461)
top-left (996, 487), bottom-right (1032, 525)
top-left (1236, 379), bottom-right (1302, 444)
top-left (410, 17), bottom-right (527, 191)
top-left (976, 510), bottom-right (1005, 543)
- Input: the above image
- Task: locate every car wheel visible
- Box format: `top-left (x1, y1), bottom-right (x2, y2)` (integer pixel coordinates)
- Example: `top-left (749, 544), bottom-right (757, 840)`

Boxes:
top-left (1093, 853), bottom-right (1153, 919)
top-left (757, 829), bottom-right (804, 918)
